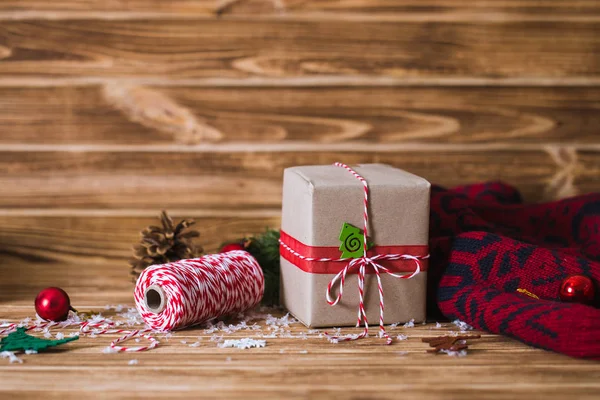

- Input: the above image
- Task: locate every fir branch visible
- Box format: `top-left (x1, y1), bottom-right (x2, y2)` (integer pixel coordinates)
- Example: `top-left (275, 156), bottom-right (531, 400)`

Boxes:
top-left (242, 229), bottom-right (280, 306)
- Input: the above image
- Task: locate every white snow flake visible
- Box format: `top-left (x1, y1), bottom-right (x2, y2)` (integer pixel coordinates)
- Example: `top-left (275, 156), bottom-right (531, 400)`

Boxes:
top-left (441, 349), bottom-right (467, 357)
top-left (453, 320), bottom-right (473, 332)
top-left (402, 319), bottom-right (415, 328)
top-left (1, 351), bottom-right (23, 364)
top-left (218, 338), bottom-right (266, 349)
top-left (102, 346), bottom-right (119, 354)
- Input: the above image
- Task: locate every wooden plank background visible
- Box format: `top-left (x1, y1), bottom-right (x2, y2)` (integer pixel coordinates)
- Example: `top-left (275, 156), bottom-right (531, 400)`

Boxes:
top-left (1, 1), bottom-right (600, 398)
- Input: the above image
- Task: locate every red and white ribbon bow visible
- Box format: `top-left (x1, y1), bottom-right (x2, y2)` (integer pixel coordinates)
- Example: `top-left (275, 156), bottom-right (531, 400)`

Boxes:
top-left (325, 250), bottom-right (424, 344)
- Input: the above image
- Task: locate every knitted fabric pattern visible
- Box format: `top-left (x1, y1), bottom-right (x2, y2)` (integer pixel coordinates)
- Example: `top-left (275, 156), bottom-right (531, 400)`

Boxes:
top-left (430, 182), bottom-right (600, 359)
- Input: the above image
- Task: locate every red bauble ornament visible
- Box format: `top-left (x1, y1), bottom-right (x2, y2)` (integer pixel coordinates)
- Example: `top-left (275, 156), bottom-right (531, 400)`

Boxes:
top-left (34, 287), bottom-right (74, 322)
top-left (220, 243), bottom-right (245, 253)
top-left (559, 275), bottom-right (595, 305)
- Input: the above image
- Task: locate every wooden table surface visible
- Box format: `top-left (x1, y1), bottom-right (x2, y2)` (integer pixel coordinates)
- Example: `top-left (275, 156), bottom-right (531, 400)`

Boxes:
top-left (1, 0), bottom-right (600, 398)
top-left (1, 261), bottom-right (599, 400)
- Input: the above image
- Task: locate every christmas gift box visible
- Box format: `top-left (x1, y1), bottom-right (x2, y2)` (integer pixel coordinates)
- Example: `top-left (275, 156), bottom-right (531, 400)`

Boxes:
top-left (279, 163), bottom-right (430, 329)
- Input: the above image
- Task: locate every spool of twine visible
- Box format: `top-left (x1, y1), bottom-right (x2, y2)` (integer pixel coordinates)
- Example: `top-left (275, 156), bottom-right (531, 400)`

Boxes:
top-left (134, 251), bottom-right (264, 331)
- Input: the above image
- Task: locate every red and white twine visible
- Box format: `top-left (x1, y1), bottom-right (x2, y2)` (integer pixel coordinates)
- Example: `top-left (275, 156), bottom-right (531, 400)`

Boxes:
top-left (0, 319), bottom-right (158, 353)
top-left (0, 251), bottom-right (264, 353)
top-left (279, 162), bottom-right (428, 344)
top-left (134, 251), bottom-right (264, 332)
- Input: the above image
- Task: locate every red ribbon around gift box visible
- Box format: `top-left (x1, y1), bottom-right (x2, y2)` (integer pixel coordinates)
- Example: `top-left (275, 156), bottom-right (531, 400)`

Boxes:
top-left (279, 162), bottom-right (430, 344)
top-left (279, 230), bottom-right (428, 274)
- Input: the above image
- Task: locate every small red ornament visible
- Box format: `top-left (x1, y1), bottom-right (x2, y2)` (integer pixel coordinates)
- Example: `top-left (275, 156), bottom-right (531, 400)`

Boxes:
top-left (220, 242), bottom-right (245, 253)
top-left (34, 287), bottom-right (75, 322)
top-left (559, 275), bottom-right (595, 305)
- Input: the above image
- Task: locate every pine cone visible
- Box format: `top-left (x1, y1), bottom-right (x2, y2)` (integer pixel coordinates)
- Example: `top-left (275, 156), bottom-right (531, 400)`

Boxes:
top-left (129, 211), bottom-right (203, 280)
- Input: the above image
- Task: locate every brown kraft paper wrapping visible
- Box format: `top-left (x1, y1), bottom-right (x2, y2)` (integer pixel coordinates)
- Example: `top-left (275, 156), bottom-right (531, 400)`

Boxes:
top-left (279, 164), bottom-right (431, 328)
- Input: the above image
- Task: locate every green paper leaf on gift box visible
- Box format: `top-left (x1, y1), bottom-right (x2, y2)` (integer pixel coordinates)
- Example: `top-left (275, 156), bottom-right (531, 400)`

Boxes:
top-left (338, 223), bottom-right (374, 259)
top-left (0, 327), bottom-right (78, 352)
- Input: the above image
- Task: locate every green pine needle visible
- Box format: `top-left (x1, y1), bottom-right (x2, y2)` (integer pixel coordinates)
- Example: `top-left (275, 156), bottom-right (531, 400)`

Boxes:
top-left (244, 228), bottom-right (280, 306)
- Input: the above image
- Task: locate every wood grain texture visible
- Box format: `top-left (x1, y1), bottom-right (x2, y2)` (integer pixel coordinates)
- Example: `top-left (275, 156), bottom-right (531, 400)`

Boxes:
top-left (0, 215), bottom-right (279, 263)
top-left (0, 251), bottom-right (597, 397)
top-left (0, 215), bottom-right (279, 304)
top-left (0, 148), bottom-right (597, 211)
top-left (1, 0), bottom-right (599, 19)
top-left (1, 302), bottom-right (599, 399)
top-left (1, 214), bottom-right (599, 399)
top-left (1, 85), bottom-right (600, 146)
top-left (0, 0), bottom-right (599, 398)
top-left (0, 19), bottom-right (598, 80)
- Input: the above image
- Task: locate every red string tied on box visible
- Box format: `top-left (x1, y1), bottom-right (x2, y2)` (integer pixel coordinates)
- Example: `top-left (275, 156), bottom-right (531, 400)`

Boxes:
top-left (279, 162), bottom-right (429, 344)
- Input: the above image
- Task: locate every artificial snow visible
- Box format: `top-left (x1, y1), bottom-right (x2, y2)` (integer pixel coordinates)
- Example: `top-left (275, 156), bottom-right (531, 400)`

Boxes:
top-left (441, 349), bottom-right (467, 357)
top-left (188, 341), bottom-right (201, 347)
top-left (266, 313), bottom-right (297, 328)
top-left (55, 332), bottom-right (64, 340)
top-left (1, 351), bottom-right (23, 364)
top-left (203, 320), bottom-right (261, 335)
top-left (56, 312), bottom-right (83, 328)
top-left (88, 314), bottom-right (108, 324)
top-left (25, 350), bottom-right (38, 355)
top-left (299, 350), bottom-right (308, 354)
top-left (210, 334), bottom-right (224, 343)
top-left (128, 359), bottom-right (139, 365)
top-left (102, 346), bottom-right (119, 354)
top-left (453, 320), bottom-right (474, 332)
top-left (217, 338), bottom-right (266, 349)
top-left (402, 319), bottom-right (415, 328)
top-left (116, 308), bottom-right (145, 326)
top-left (260, 333), bottom-right (277, 339)
top-left (326, 331), bottom-right (360, 343)
top-left (396, 334), bottom-right (408, 341)
top-left (435, 322), bottom-right (442, 328)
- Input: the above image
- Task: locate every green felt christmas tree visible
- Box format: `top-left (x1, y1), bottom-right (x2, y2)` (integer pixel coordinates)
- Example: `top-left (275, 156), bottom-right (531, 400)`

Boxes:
top-left (338, 223), bottom-right (373, 258)
top-left (0, 328), bottom-right (79, 352)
